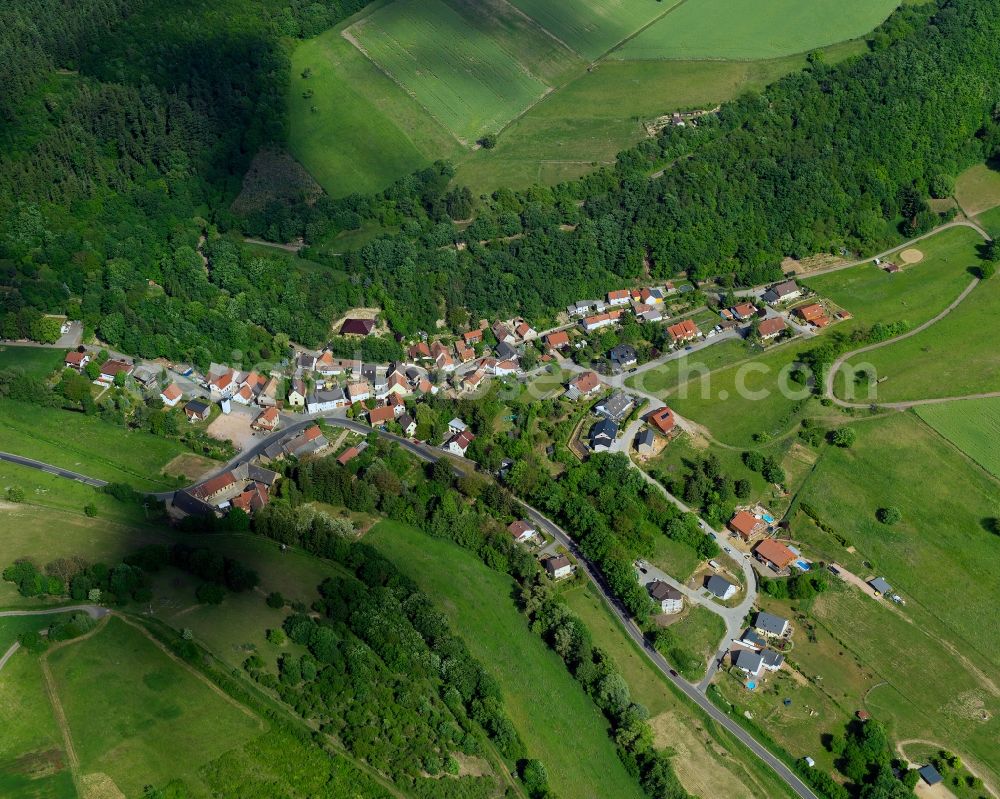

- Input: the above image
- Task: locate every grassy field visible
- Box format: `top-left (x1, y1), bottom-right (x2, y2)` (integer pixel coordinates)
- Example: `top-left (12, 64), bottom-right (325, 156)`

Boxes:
top-left (0, 345), bottom-right (66, 378)
top-left (506, 0), bottom-right (674, 60)
top-left (649, 532), bottom-right (705, 582)
top-left (563, 583), bottom-right (800, 799)
top-left (954, 163), bottom-right (1000, 216)
top-left (915, 398), bottom-right (1000, 479)
top-left (666, 606), bottom-right (726, 679)
top-left (0, 399), bottom-right (193, 491)
top-left (627, 338), bottom-right (750, 397)
top-left (614, 0), bottom-right (899, 60)
top-left (976, 204), bottom-right (1000, 239)
top-left (803, 225), bottom-right (983, 332)
top-left (348, 0), bottom-right (550, 143)
top-left (367, 519), bottom-right (647, 799)
top-left (856, 277), bottom-right (1000, 402)
top-left (48, 616), bottom-right (264, 797)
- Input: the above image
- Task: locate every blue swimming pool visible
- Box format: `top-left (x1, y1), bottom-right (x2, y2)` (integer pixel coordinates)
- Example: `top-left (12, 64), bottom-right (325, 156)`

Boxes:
top-left (746, 681), bottom-right (757, 690)
top-left (795, 560), bottom-right (811, 571)
top-left (762, 514), bottom-right (775, 523)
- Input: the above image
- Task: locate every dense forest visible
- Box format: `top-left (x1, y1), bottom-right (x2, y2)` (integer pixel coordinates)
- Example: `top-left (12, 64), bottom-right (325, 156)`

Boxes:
top-left (2, 0), bottom-right (999, 361)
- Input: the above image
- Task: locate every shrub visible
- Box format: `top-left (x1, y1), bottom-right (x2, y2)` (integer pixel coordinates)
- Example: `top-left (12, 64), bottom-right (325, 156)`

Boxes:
top-left (84, 503), bottom-right (98, 517)
top-left (876, 506), bottom-right (902, 525)
top-left (196, 582), bottom-right (225, 604)
top-left (266, 591), bottom-right (285, 608)
top-left (6, 486), bottom-right (25, 503)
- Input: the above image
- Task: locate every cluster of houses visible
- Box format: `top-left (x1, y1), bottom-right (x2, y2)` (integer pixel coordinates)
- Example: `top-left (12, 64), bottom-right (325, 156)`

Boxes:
top-left (729, 610), bottom-right (791, 680)
top-left (172, 462), bottom-right (280, 518)
top-left (569, 284), bottom-right (680, 328)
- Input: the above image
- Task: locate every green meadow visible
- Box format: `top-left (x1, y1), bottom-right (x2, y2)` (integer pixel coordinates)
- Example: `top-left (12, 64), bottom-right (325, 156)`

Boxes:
top-left (954, 162), bottom-right (1000, 216)
top-left (0, 344), bottom-right (66, 378)
top-left (615, 0), bottom-right (899, 60)
top-left (916, 397), bottom-right (1000, 478)
top-left (367, 519), bottom-right (647, 799)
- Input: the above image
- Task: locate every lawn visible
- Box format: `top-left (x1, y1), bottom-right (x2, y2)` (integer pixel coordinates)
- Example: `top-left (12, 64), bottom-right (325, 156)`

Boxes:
top-left (627, 338), bottom-right (751, 397)
top-left (366, 519), bottom-right (647, 799)
top-left (0, 344), bottom-right (66, 378)
top-left (855, 276), bottom-right (1000, 402)
top-left (664, 605), bottom-right (726, 680)
top-left (915, 397), bottom-right (1000, 479)
top-left (506, 0), bottom-right (676, 60)
top-left (348, 0), bottom-right (550, 143)
top-left (803, 225), bottom-right (982, 333)
top-left (563, 583), bottom-right (800, 799)
top-left (48, 616), bottom-right (264, 797)
top-left (954, 162), bottom-right (1000, 216)
top-left (289, 20), bottom-right (462, 198)
top-left (0, 651), bottom-right (74, 798)
top-left (614, 0), bottom-right (899, 60)
top-left (976, 204), bottom-right (1000, 239)
top-left (649, 532), bottom-right (705, 583)
top-left (0, 399), bottom-right (193, 490)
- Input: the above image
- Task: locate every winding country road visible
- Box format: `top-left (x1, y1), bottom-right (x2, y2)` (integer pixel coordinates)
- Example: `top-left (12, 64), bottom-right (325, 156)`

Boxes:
top-left (0, 605), bottom-right (108, 674)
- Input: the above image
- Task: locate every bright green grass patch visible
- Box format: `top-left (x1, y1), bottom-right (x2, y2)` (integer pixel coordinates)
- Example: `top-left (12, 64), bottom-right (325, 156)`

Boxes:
top-left (0, 345), bottom-right (66, 379)
top-left (954, 163), bottom-right (1000, 216)
top-left (915, 397), bottom-right (1000, 479)
top-left (663, 606), bottom-right (725, 680)
top-left (348, 0), bottom-right (550, 143)
top-left (857, 277), bottom-right (1000, 402)
top-left (289, 21), bottom-right (462, 198)
top-left (615, 0), bottom-right (898, 60)
top-left (804, 225), bottom-right (982, 332)
top-left (0, 651), bottom-right (74, 798)
top-left (48, 617), bottom-right (263, 797)
top-left (649, 532), bottom-right (704, 583)
top-left (976, 204), bottom-right (1000, 239)
top-left (627, 338), bottom-right (750, 397)
top-left (0, 399), bottom-right (190, 490)
top-left (563, 583), bottom-right (799, 799)
top-left (367, 519), bottom-right (647, 799)
top-left (795, 412), bottom-right (1000, 668)
top-left (506, 0), bottom-right (677, 61)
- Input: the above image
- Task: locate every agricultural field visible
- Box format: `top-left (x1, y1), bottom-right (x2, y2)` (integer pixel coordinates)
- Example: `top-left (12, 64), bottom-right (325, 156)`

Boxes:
top-left (627, 338), bottom-right (750, 397)
top-left (953, 162), bottom-right (1000, 216)
top-left (563, 583), bottom-right (800, 799)
top-left (0, 344), bottom-right (66, 378)
top-left (614, 0), bottom-right (899, 60)
top-left (0, 399), bottom-right (194, 491)
top-left (855, 276), bottom-right (1000, 402)
top-left (347, 0), bottom-right (551, 143)
top-left (803, 225), bottom-right (982, 332)
top-left (366, 519), bottom-right (648, 799)
top-left (916, 397), bottom-right (1000, 479)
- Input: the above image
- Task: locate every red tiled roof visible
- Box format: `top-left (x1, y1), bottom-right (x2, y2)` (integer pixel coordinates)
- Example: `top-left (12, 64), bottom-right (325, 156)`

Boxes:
top-left (729, 511), bottom-right (762, 538)
top-left (667, 319), bottom-right (699, 341)
top-left (545, 330), bottom-right (569, 348)
top-left (648, 406), bottom-right (675, 433)
top-left (161, 383), bottom-right (182, 402)
top-left (570, 371), bottom-right (601, 394)
top-left (337, 447), bottom-right (360, 465)
top-left (757, 317), bottom-right (786, 337)
top-left (369, 406), bottom-right (395, 425)
top-left (65, 351), bottom-right (87, 366)
top-left (508, 520), bottom-right (535, 538)
top-left (795, 303), bottom-right (825, 322)
top-left (755, 538), bottom-right (796, 569)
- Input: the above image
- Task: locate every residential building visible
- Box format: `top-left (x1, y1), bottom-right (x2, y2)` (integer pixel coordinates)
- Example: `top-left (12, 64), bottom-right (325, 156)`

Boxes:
top-left (160, 383), bottom-right (183, 407)
top-left (565, 371), bottom-right (602, 400)
top-left (868, 576), bottom-right (892, 595)
top-left (252, 406), bottom-right (280, 432)
top-left (761, 649), bottom-right (784, 671)
top-left (99, 359), bottom-right (134, 384)
top-left (739, 628), bottom-right (766, 649)
top-left (795, 303), bottom-right (826, 323)
top-left (296, 352), bottom-right (316, 372)
top-left (638, 308), bottom-right (662, 323)
top-left (640, 287), bottom-right (665, 305)
top-left (579, 310), bottom-right (621, 332)
top-left (455, 340), bottom-right (475, 363)
top-left (259, 376), bottom-right (279, 407)
top-left (647, 580), bottom-right (683, 613)
top-left (567, 300), bottom-right (600, 317)
top-left (368, 405), bottom-right (395, 427)
top-left (288, 378), bottom-right (307, 408)
top-left (728, 510), bottom-right (766, 541)
top-left (588, 418), bottom-right (618, 451)
top-left (337, 446), bottom-right (360, 465)
top-left (609, 343), bottom-right (638, 370)
top-left (732, 302), bottom-right (757, 320)
top-left (307, 388), bottom-right (347, 414)
top-left (399, 413), bottom-right (417, 437)
top-left (544, 330), bottom-right (570, 350)
top-left (544, 555), bottom-right (573, 580)
top-left (417, 377), bottom-right (438, 395)
top-left (757, 316), bottom-right (786, 340)
top-left (607, 289), bottom-right (630, 306)
top-left (340, 318), bottom-right (375, 336)
top-left (432, 341), bottom-right (455, 372)
top-left (492, 321), bottom-right (515, 345)
top-left (515, 321), bottom-right (536, 340)
top-left (667, 319), bottom-right (700, 344)
top-left (762, 280), bottom-right (802, 304)
top-left (463, 329), bottom-right (483, 345)
top-left (731, 649), bottom-right (763, 677)
top-left (634, 428), bottom-right (655, 455)
top-left (647, 406), bottom-right (676, 434)
top-left (754, 538), bottom-right (797, 571)
top-left (446, 429), bottom-right (475, 456)
top-left (284, 425), bottom-right (329, 458)
top-left (705, 575), bottom-right (737, 600)
top-left (494, 340), bottom-right (518, 362)
top-left (595, 391), bottom-right (634, 422)
top-left (408, 341), bottom-right (431, 360)
top-left (507, 520), bottom-right (537, 543)
top-left (753, 611), bottom-right (789, 638)
top-left (347, 383), bottom-right (370, 404)
top-left (64, 351), bottom-right (90, 370)
top-left (184, 399), bottom-right (211, 422)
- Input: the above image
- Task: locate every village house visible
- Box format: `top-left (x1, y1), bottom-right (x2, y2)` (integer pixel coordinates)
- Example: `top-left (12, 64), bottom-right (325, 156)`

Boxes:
top-left (640, 287), bottom-right (665, 305)
top-left (728, 510), bottom-right (766, 542)
top-left (567, 299), bottom-right (601, 317)
top-left (705, 575), bottom-right (737, 600)
top-left (448, 418), bottom-right (467, 436)
top-left (609, 343), bottom-right (638, 371)
top-left (258, 376), bottom-right (279, 407)
top-left (446, 429), bottom-right (475, 457)
top-left (647, 406), bottom-right (676, 434)
top-left (347, 382), bottom-right (370, 404)
top-left (337, 446), bottom-right (360, 465)
top-left (634, 428), bottom-right (655, 455)
top-left (731, 648), bottom-right (783, 677)
top-left (64, 351), bottom-right (90, 370)
top-left (507, 519), bottom-right (538, 543)
top-left (738, 628), bottom-right (766, 649)
top-left (463, 328), bottom-right (484, 346)
top-left (492, 321), bottom-right (516, 345)
top-left (762, 279), bottom-right (802, 305)
top-left (493, 359), bottom-right (519, 377)
top-left (340, 318), bottom-right (375, 336)
top-left (252, 406), bottom-right (280, 432)
top-left (731, 302), bottom-right (757, 321)
top-left (432, 341), bottom-right (455, 372)
top-left (868, 576), bottom-right (892, 596)
top-left (494, 340), bottom-right (518, 362)
top-left (99, 359), bottom-right (134, 385)
top-left (399, 413), bottom-right (417, 437)
top-left (514, 321), bottom-right (536, 340)
top-left (795, 303), bottom-right (827, 325)
top-left (667, 319), bottom-right (700, 345)
top-left (178, 462), bottom-right (280, 518)
top-left (454, 340), bottom-right (475, 363)
top-left (757, 316), bottom-right (787, 341)
top-left (595, 391), bottom-right (634, 422)
top-left (579, 310), bottom-right (621, 332)
top-left (607, 289), bottom-right (630, 306)
top-left (588, 418), bottom-right (618, 452)
top-left (307, 387), bottom-right (348, 414)
top-left (183, 399), bottom-right (211, 422)
top-left (565, 371), bottom-right (602, 400)
top-left (283, 425), bottom-right (329, 458)
top-left (754, 538), bottom-right (797, 572)
top-left (160, 383), bottom-right (183, 407)
top-left (637, 307), bottom-right (662, 323)
top-left (368, 405), bottom-right (395, 427)
top-left (288, 378), bottom-right (307, 408)
top-left (544, 555), bottom-right (573, 580)
top-left (544, 330), bottom-right (570, 351)
top-left (408, 341), bottom-right (431, 360)
top-left (417, 377), bottom-right (438, 395)
top-left (752, 611), bottom-right (790, 638)
top-left (647, 580), bottom-right (683, 613)
top-left (461, 368), bottom-right (488, 391)
top-left (295, 352), bottom-right (316, 373)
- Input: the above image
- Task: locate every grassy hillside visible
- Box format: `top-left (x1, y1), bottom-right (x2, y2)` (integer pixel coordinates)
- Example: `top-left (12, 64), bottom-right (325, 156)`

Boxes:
top-left (367, 519), bottom-right (648, 799)
top-left (0, 345), bottom-right (67, 378)
top-left (916, 397), bottom-right (1000, 478)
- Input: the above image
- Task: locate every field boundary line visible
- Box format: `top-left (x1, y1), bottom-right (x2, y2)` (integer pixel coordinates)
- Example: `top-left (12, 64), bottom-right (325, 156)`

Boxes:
top-left (910, 409), bottom-right (1000, 487)
top-left (484, 0), bottom-right (581, 58)
top-left (340, 24), bottom-right (469, 147)
top-left (598, 0), bottom-right (691, 62)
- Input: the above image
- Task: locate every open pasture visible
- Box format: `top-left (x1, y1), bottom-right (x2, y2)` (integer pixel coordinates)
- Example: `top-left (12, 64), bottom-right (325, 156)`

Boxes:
top-left (954, 163), bottom-right (1000, 216)
top-left (916, 398), bottom-right (1000, 479)
top-left (0, 345), bottom-right (65, 378)
top-left (348, 0), bottom-right (550, 143)
top-left (615, 0), bottom-right (900, 60)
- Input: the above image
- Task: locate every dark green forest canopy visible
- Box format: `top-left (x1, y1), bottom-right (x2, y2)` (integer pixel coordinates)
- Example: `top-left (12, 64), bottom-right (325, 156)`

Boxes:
top-left (1, 0), bottom-right (999, 361)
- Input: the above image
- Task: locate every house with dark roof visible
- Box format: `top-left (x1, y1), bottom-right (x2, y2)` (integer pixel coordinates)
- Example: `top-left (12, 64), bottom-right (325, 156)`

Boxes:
top-left (609, 343), bottom-right (638, 370)
top-left (918, 765), bottom-right (942, 786)
top-left (762, 280), bottom-right (802, 305)
top-left (705, 575), bottom-right (737, 600)
top-left (588, 418), bottom-right (618, 451)
top-left (634, 428), bottom-right (655, 455)
top-left (732, 649), bottom-right (763, 677)
top-left (595, 391), bottom-right (634, 422)
top-left (544, 555), bottom-right (573, 579)
top-left (752, 611), bottom-right (789, 638)
top-left (868, 576), bottom-right (892, 595)
top-left (647, 580), bottom-right (683, 613)
top-left (307, 387), bottom-right (347, 414)
top-left (184, 399), bottom-right (211, 422)
top-left (494, 340), bottom-right (518, 362)
top-left (739, 628), bottom-right (766, 649)
top-left (340, 318), bottom-right (375, 336)
top-left (399, 413), bottom-right (417, 437)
